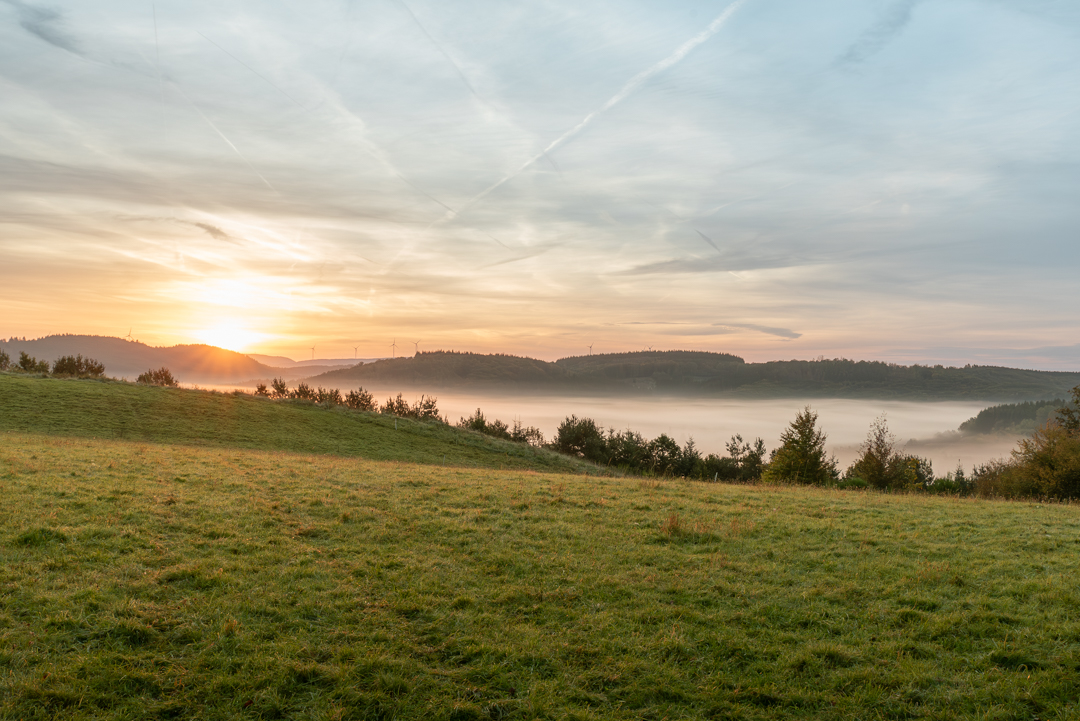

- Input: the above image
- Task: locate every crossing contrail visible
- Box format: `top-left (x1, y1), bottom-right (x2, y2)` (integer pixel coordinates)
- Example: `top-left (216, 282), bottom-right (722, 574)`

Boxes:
top-left (171, 81), bottom-right (277, 192)
top-left (440, 0), bottom-right (750, 223)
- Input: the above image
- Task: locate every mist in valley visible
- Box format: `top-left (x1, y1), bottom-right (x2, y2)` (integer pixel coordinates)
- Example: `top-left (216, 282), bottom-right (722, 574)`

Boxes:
top-left (369, 391), bottom-right (1019, 475)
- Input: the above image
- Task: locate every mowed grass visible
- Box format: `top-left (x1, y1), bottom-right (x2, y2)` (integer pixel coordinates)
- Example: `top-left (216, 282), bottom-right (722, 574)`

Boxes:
top-left (3, 434), bottom-right (1080, 719)
top-left (0, 373), bottom-right (595, 474)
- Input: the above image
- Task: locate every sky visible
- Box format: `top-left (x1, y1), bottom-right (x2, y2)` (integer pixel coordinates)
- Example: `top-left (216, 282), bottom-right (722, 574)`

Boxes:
top-left (1, 0), bottom-right (1079, 367)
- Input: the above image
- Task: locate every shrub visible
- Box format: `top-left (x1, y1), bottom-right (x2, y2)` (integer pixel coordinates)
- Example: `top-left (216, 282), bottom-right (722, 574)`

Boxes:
top-left (972, 459), bottom-right (1032, 499)
top-left (510, 420), bottom-right (545, 447)
top-left (458, 409), bottom-right (542, 445)
top-left (344, 387), bottom-right (376, 411)
top-left (1009, 422), bottom-right (1080, 499)
top-left (762, 406), bottom-right (839, 485)
top-left (1058, 385), bottom-right (1080, 436)
top-left (137, 367), bottom-right (178, 386)
top-left (52, 354), bottom-right (105, 378)
top-left (291, 382), bottom-right (316, 400)
top-left (842, 415), bottom-right (932, 491)
top-left (381, 393), bottom-right (411, 417)
top-left (0, 349), bottom-right (9, 370)
top-left (315, 387), bottom-right (343, 406)
top-left (726, 434), bottom-right (768, 482)
top-left (254, 382), bottom-right (270, 397)
top-left (270, 377), bottom-right (289, 398)
top-left (381, 393), bottom-right (444, 422)
top-left (18, 352), bottom-right (49, 374)
top-left (554, 415), bottom-right (606, 462)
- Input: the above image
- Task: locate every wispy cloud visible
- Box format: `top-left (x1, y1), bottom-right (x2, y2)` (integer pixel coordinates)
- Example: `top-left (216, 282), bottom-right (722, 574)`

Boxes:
top-left (837, 0), bottom-right (920, 65)
top-left (2, 0), bottom-right (81, 55)
top-left (713, 322), bottom-right (802, 340)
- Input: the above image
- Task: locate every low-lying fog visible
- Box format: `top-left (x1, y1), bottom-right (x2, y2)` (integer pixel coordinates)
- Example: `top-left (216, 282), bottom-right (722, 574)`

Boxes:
top-left (423, 394), bottom-right (1018, 475)
top-left (203, 383), bottom-right (1022, 474)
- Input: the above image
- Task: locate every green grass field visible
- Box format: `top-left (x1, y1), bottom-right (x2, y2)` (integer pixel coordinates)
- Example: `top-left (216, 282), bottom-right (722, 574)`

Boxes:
top-left (3, 429), bottom-right (1080, 720)
top-left (0, 373), bottom-right (595, 475)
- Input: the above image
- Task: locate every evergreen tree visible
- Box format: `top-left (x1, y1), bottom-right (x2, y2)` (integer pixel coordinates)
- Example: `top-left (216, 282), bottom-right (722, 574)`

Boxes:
top-left (762, 406), bottom-right (838, 485)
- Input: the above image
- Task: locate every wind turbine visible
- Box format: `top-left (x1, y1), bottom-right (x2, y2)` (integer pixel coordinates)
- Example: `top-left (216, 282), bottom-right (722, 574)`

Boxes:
top-left (310, 346), bottom-right (315, 361)
top-left (587, 343), bottom-right (594, 355)
top-left (352, 345), bottom-right (359, 359)
top-left (413, 340), bottom-right (420, 355)
top-left (124, 328), bottom-right (133, 342)
top-left (390, 338), bottom-right (397, 358)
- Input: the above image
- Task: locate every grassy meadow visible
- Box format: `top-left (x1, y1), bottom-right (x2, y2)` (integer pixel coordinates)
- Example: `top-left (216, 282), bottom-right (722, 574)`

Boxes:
top-left (3, 431), bottom-right (1080, 720)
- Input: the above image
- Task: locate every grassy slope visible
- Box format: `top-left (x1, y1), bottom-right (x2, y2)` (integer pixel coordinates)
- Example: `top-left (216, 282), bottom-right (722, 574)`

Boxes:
top-left (0, 374), bottom-right (594, 474)
top-left (3, 433), bottom-right (1080, 719)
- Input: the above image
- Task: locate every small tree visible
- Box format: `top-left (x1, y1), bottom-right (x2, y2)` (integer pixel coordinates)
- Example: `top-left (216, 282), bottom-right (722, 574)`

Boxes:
top-left (381, 393), bottom-right (411, 416)
top-left (845, 415), bottom-right (933, 490)
top-left (1057, 385), bottom-right (1080, 436)
top-left (554, 415), bottom-right (605, 462)
top-left (254, 382), bottom-right (271, 397)
top-left (52, 354), bottom-right (105, 378)
top-left (763, 406), bottom-right (838, 485)
top-left (510, 420), bottom-right (544, 447)
top-left (291, 382), bottom-right (316, 400)
top-left (315, 387), bottom-right (343, 406)
top-left (726, 434), bottom-right (768, 482)
top-left (0, 349), bottom-right (10, 371)
top-left (344, 387), bottom-right (376, 411)
top-left (18, 352), bottom-right (49, 373)
top-left (409, 395), bottom-right (443, 421)
top-left (270, 377), bottom-right (289, 398)
top-left (137, 367), bottom-right (178, 386)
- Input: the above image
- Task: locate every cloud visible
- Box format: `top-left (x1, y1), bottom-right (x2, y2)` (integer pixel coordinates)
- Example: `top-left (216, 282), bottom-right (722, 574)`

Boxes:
top-left (837, 0), bottom-right (919, 65)
top-left (713, 322), bottom-right (801, 340)
top-left (192, 222), bottom-right (235, 243)
top-left (2, 0), bottom-right (81, 55)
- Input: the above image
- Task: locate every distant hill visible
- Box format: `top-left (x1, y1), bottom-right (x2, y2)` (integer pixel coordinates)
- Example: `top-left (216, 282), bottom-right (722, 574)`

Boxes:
top-left (313, 351), bottom-right (576, 389)
top-left (310, 349), bottom-right (1080, 401)
top-left (247, 354), bottom-right (379, 368)
top-left (0, 335), bottom-right (309, 384)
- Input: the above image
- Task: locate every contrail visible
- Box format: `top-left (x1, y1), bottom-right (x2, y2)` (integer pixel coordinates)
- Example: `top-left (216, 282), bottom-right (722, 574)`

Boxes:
top-left (397, 0), bottom-right (483, 103)
top-left (695, 229), bottom-right (722, 254)
top-left (171, 81), bottom-right (277, 192)
top-left (197, 31), bottom-right (305, 110)
top-left (441, 0), bottom-right (750, 223)
top-left (153, 4), bottom-right (163, 128)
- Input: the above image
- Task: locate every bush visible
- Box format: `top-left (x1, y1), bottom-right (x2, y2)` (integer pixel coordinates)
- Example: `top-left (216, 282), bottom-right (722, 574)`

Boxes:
top-left (554, 415), bottom-right (606, 462)
top-left (762, 406), bottom-right (839, 485)
top-left (291, 382), bottom-right (316, 400)
top-left (18, 352), bottom-right (49, 374)
top-left (254, 382), bottom-right (270, 397)
top-left (137, 367), bottom-right (178, 386)
top-left (344, 387), bottom-right (376, 411)
top-left (972, 459), bottom-right (1032, 499)
top-left (510, 420), bottom-right (545, 447)
top-left (52, 354), bottom-right (105, 378)
top-left (0, 349), bottom-right (9, 371)
top-left (1009, 422), bottom-right (1080, 499)
top-left (381, 393), bottom-right (444, 422)
top-left (458, 409), bottom-right (544, 446)
top-left (843, 415), bottom-right (933, 491)
top-left (270, 377), bottom-right (289, 399)
top-left (315, 387), bottom-right (343, 406)
top-left (381, 393), bottom-right (411, 417)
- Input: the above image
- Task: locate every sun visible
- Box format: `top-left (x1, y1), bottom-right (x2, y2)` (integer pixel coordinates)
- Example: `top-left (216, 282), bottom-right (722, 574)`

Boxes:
top-left (194, 321), bottom-right (270, 353)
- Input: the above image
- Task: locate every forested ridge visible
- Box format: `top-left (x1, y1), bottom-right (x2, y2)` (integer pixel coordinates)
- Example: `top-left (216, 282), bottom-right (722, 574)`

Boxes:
top-left (314, 349), bottom-right (1080, 401)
